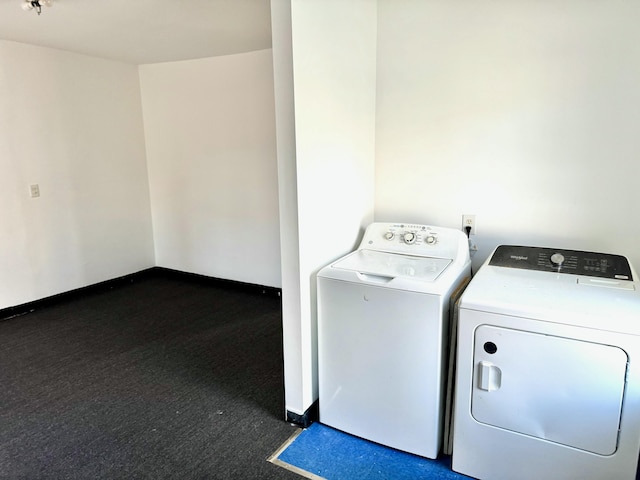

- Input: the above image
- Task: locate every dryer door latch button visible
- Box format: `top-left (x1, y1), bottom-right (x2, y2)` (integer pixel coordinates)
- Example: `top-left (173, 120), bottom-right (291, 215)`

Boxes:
top-left (478, 361), bottom-right (502, 391)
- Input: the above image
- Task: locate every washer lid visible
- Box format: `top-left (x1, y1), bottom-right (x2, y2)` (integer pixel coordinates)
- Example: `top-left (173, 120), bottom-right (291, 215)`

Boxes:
top-left (331, 249), bottom-right (452, 281)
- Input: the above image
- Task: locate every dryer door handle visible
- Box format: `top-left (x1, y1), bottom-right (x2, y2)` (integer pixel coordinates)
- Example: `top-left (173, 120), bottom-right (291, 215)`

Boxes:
top-left (478, 361), bottom-right (502, 391)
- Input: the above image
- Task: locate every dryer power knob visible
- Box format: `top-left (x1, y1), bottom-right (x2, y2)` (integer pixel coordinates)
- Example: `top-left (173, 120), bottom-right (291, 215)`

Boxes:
top-left (550, 253), bottom-right (565, 267)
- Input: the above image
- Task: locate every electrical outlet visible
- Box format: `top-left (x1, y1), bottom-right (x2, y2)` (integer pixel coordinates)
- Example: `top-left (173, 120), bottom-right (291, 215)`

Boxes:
top-left (29, 184), bottom-right (40, 198)
top-left (462, 214), bottom-right (475, 235)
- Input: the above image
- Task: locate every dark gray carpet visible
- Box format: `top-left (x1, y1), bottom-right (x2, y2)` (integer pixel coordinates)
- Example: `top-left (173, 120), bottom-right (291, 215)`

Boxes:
top-left (0, 271), bottom-right (300, 479)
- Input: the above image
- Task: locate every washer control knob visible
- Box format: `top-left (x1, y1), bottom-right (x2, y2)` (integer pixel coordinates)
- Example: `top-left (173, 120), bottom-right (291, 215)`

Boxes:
top-left (403, 232), bottom-right (416, 244)
top-left (384, 231), bottom-right (395, 240)
top-left (425, 235), bottom-right (436, 245)
top-left (550, 253), bottom-right (565, 267)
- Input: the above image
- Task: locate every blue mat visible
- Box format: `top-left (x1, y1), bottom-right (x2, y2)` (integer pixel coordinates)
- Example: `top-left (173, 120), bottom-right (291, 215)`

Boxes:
top-left (271, 423), bottom-right (472, 479)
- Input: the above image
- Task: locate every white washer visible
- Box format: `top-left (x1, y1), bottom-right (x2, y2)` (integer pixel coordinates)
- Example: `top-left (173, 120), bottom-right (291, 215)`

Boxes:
top-left (317, 222), bottom-right (471, 458)
top-left (452, 245), bottom-right (640, 480)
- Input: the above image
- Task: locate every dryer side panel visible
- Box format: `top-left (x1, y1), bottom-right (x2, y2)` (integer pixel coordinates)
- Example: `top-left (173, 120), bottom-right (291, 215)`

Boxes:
top-left (472, 325), bottom-right (628, 455)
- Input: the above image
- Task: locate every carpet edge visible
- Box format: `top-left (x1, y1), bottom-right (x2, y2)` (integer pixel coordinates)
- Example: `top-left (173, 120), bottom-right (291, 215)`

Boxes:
top-left (268, 428), bottom-right (326, 479)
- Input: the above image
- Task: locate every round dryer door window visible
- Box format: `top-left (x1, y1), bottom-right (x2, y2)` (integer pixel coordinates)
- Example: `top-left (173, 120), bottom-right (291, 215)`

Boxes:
top-left (471, 325), bottom-right (628, 455)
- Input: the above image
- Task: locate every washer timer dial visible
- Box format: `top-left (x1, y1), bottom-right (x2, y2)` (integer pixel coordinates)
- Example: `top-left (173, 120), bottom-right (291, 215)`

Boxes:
top-left (403, 232), bottom-right (416, 244)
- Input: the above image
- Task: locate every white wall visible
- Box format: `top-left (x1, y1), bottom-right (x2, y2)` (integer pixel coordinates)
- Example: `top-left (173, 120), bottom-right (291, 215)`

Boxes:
top-left (271, 0), bottom-right (304, 419)
top-left (375, 0), bottom-right (640, 271)
top-left (139, 50), bottom-right (281, 287)
top-left (0, 40), bottom-right (154, 309)
top-left (272, 0), bottom-right (377, 418)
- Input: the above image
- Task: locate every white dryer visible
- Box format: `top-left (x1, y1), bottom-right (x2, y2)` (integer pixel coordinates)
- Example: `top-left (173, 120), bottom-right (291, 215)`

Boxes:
top-left (317, 222), bottom-right (471, 459)
top-left (452, 245), bottom-right (640, 480)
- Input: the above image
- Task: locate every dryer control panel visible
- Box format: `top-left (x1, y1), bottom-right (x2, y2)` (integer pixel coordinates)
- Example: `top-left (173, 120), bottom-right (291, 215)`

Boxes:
top-left (489, 245), bottom-right (634, 280)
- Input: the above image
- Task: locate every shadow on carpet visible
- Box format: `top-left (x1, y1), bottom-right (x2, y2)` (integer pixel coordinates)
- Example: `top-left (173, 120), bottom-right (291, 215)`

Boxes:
top-left (269, 423), bottom-right (472, 479)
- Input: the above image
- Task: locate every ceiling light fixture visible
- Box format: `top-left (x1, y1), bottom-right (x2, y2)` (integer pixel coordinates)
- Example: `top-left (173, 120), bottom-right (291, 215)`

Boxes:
top-left (22, 0), bottom-right (53, 15)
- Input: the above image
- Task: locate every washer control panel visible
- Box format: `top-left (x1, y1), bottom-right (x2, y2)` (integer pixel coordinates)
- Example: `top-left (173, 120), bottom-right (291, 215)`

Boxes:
top-left (377, 224), bottom-right (441, 246)
top-left (359, 222), bottom-right (469, 261)
top-left (489, 245), bottom-right (634, 280)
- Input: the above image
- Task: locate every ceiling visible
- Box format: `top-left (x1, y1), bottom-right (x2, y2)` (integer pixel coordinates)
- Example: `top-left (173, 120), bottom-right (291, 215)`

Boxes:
top-left (0, 0), bottom-right (273, 65)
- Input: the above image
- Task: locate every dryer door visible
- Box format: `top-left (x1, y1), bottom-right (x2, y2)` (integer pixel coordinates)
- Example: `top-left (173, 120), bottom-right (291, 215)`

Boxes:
top-left (471, 325), bottom-right (628, 455)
